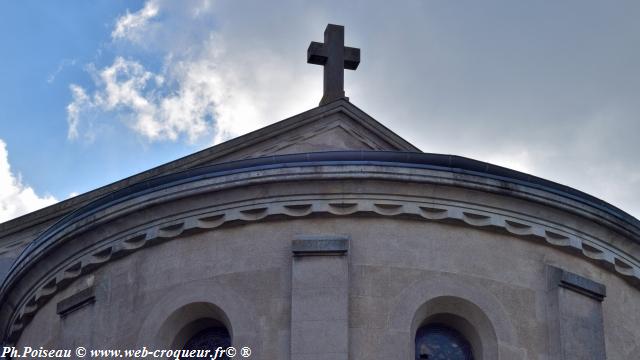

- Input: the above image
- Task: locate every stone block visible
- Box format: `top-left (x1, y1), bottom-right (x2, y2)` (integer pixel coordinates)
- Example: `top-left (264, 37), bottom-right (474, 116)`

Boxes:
top-left (292, 235), bottom-right (349, 256)
top-left (57, 286), bottom-right (96, 317)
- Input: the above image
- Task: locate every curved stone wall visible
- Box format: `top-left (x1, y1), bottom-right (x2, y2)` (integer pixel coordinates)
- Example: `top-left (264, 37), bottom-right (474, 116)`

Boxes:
top-left (1, 152), bottom-right (639, 357)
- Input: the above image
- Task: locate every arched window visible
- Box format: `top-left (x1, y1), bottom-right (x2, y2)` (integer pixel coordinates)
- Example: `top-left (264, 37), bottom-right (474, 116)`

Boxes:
top-left (181, 326), bottom-right (231, 360)
top-left (415, 323), bottom-right (474, 360)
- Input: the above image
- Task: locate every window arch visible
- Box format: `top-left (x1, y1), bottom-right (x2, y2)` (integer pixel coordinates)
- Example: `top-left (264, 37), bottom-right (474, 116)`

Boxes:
top-left (182, 326), bottom-right (231, 359)
top-left (415, 323), bottom-right (474, 359)
top-left (406, 295), bottom-right (503, 360)
top-left (148, 301), bottom-right (233, 354)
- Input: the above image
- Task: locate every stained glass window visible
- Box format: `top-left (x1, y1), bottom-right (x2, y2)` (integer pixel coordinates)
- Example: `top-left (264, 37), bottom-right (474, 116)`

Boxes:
top-left (415, 323), bottom-right (474, 360)
top-left (181, 327), bottom-right (231, 360)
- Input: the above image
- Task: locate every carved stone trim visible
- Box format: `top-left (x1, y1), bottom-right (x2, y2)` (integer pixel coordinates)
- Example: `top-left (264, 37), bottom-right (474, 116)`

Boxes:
top-left (3, 195), bottom-right (639, 342)
top-left (549, 265), bottom-right (607, 302)
top-left (292, 235), bottom-right (349, 256)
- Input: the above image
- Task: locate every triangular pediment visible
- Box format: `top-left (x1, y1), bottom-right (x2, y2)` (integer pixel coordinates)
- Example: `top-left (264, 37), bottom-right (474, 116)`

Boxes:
top-left (261, 123), bottom-right (382, 154)
top-left (178, 99), bottom-right (421, 166)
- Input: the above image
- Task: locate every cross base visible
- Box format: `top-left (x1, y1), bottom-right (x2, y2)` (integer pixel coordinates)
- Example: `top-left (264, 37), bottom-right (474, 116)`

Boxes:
top-left (320, 95), bottom-right (349, 106)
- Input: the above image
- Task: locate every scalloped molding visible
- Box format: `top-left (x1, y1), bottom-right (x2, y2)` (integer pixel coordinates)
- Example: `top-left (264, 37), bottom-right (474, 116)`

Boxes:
top-left (4, 195), bottom-right (640, 342)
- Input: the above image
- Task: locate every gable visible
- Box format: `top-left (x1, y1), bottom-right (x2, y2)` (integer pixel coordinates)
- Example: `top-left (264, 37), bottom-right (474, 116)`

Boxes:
top-left (187, 99), bottom-right (420, 164)
top-left (214, 107), bottom-right (417, 162)
top-left (266, 123), bottom-right (381, 154)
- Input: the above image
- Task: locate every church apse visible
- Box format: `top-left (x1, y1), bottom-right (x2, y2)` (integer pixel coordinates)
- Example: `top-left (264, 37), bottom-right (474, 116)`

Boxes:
top-left (0, 23), bottom-right (639, 360)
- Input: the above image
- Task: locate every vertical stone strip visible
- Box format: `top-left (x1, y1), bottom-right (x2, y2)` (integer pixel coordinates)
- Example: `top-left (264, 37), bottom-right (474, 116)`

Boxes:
top-left (0, 257), bottom-right (14, 285)
top-left (291, 235), bottom-right (349, 360)
top-left (547, 266), bottom-right (607, 360)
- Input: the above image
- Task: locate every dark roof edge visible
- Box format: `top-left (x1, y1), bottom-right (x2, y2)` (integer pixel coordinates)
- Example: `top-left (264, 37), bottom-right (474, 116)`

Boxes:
top-left (26, 151), bottom-right (640, 250)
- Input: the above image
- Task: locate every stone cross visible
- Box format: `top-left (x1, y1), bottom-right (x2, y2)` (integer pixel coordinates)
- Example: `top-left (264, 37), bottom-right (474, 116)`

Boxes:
top-left (307, 24), bottom-right (360, 106)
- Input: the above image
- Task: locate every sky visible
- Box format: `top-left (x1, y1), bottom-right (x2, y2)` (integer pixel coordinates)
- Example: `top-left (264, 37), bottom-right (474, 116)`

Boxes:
top-left (0, 0), bottom-right (639, 223)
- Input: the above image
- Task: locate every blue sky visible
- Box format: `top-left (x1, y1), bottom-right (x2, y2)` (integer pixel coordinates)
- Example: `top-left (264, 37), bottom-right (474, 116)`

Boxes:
top-left (0, 1), bottom-right (206, 200)
top-left (1, 0), bottom-right (639, 222)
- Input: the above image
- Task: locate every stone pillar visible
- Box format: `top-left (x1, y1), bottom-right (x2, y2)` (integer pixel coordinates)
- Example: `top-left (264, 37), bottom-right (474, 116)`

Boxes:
top-left (547, 265), bottom-right (607, 360)
top-left (290, 235), bottom-right (349, 360)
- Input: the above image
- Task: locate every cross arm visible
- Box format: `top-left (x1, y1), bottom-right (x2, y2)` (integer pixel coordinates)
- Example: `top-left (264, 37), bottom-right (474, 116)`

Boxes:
top-left (344, 46), bottom-right (360, 70)
top-left (307, 42), bottom-right (361, 70)
top-left (307, 42), bottom-right (328, 65)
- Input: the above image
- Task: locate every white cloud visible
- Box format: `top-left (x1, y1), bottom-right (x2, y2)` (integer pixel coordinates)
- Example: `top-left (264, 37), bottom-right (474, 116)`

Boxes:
top-left (67, 84), bottom-right (89, 140)
top-left (111, 1), bottom-right (159, 42)
top-left (0, 139), bottom-right (57, 223)
top-left (68, 1), bottom-right (320, 144)
top-left (66, 56), bottom-right (213, 143)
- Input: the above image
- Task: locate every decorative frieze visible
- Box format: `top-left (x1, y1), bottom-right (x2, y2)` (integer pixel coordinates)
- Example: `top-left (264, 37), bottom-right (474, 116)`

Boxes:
top-left (2, 196), bottom-right (639, 343)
